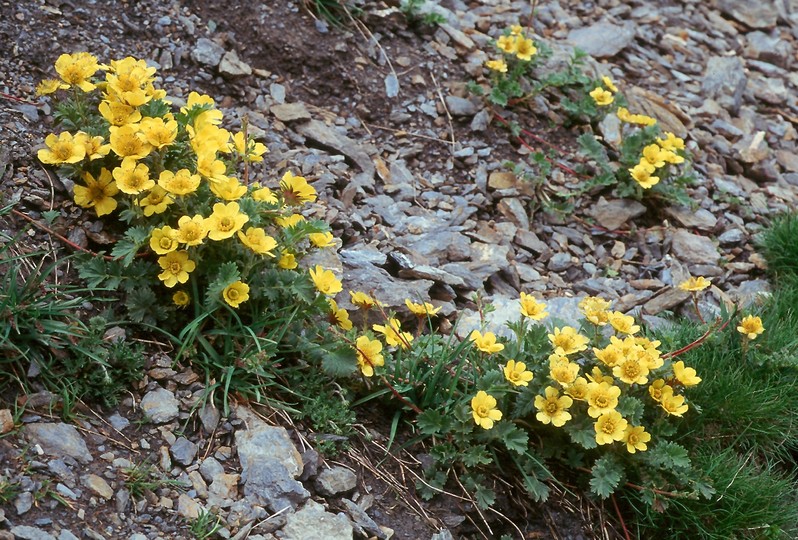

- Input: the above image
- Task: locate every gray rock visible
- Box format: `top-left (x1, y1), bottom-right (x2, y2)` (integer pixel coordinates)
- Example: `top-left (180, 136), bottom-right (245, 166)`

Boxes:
top-left (431, 529), bottom-right (455, 540)
top-left (295, 120), bottom-right (375, 189)
top-left (235, 408), bottom-right (302, 478)
top-left (140, 387), bottom-right (179, 424)
top-left (643, 288), bottom-right (690, 316)
top-left (107, 413), bottom-right (129, 432)
top-left (281, 500), bottom-right (353, 540)
top-left (341, 498), bottom-right (388, 539)
top-left (718, 229), bottom-right (746, 245)
top-left (567, 21), bottom-right (636, 58)
top-left (270, 83), bottom-right (286, 104)
top-left (170, 437), bottom-right (198, 466)
top-left (9, 526), bottom-right (56, 540)
top-left (514, 229), bottom-right (551, 256)
top-left (81, 474), bottom-right (113, 500)
top-left (314, 466), bottom-right (357, 497)
top-left (199, 403), bottom-right (221, 434)
top-left (545, 296), bottom-right (588, 327)
top-left (0, 408), bottom-right (13, 434)
top-left (444, 96), bottom-right (478, 116)
top-left (589, 198), bottom-right (646, 231)
top-left (547, 252), bottom-right (573, 272)
top-left (456, 295), bottom-right (521, 341)
top-left (665, 206), bottom-right (718, 231)
top-left (470, 109), bottom-right (490, 131)
top-left (219, 50), bottom-right (252, 77)
top-left (207, 472), bottom-right (240, 507)
top-left (191, 37), bottom-right (225, 67)
top-left (496, 198), bottom-right (529, 230)
top-left (384, 74), bottom-right (399, 98)
top-left (341, 255), bottom-right (433, 312)
top-left (270, 102), bottom-right (311, 122)
top-left (23, 423), bottom-right (93, 464)
top-left (718, 0), bottom-right (779, 29)
top-left (670, 230), bottom-right (719, 265)
top-left (702, 56), bottom-right (747, 114)
top-left (394, 227), bottom-right (471, 265)
top-left (57, 531), bottom-right (79, 540)
top-left (199, 457), bottom-right (225, 482)
top-left (15, 491), bottom-right (33, 515)
top-left (397, 264), bottom-right (466, 287)
top-left (240, 459), bottom-right (308, 512)
top-left (743, 31), bottom-right (792, 68)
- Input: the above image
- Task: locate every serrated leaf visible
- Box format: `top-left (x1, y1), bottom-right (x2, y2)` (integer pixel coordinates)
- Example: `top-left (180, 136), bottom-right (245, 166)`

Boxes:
top-left (489, 422), bottom-right (529, 454)
top-left (522, 473), bottom-right (550, 502)
top-left (589, 455), bottom-right (623, 499)
top-left (489, 87), bottom-right (508, 107)
top-left (111, 226), bottom-right (150, 267)
top-left (474, 484), bottom-right (496, 509)
top-left (204, 262), bottom-right (241, 308)
top-left (616, 396), bottom-right (645, 425)
top-left (126, 286), bottom-right (166, 324)
top-left (319, 343), bottom-right (357, 377)
top-left (646, 441), bottom-right (691, 470)
top-left (564, 416), bottom-right (598, 449)
top-left (416, 409), bottom-right (451, 436)
top-left (513, 388), bottom-right (536, 418)
top-left (462, 446), bottom-right (492, 467)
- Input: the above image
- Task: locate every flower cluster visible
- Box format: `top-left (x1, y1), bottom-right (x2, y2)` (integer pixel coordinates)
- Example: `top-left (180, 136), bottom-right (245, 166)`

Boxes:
top-left (37, 52), bottom-right (335, 312)
top-left (589, 76), bottom-right (618, 107)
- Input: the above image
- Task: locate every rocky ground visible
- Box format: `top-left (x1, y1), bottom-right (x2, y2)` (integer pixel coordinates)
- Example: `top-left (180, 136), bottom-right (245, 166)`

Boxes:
top-left (2, 0), bottom-right (798, 538)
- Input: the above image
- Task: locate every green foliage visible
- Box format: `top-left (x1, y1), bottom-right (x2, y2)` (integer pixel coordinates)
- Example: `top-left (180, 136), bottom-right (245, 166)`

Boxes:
top-left (188, 508), bottom-right (223, 540)
top-left (590, 455), bottom-right (624, 498)
top-left (400, 0), bottom-right (446, 26)
top-left (760, 212), bottom-right (798, 278)
top-left (122, 462), bottom-right (188, 500)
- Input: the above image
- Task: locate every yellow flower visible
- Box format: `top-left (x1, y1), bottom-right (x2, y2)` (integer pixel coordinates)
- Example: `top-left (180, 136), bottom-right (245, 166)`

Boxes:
top-left (140, 116), bottom-right (178, 149)
top-left (549, 355), bottom-right (580, 386)
top-left (280, 171), bottom-right (317, 205)
top-left (150, 226), bottom-right (179, 255)
top-left (629, 163), bottom-right (660, 189)
top-left (138, 186), bottom-right (174, 216)
top-left (328, 299), bottom-right (353, 331)
top-left (172, 290), bottom-right (190, 308)
top-left (623, 425), bottom-right (651, 453)
top-left (515, 37), bottom-right (537, 61)
top-left (38, 132), bottom-right (86, 165)
top-left (222, 281), bottom-right (250, 308)
top-left (195, 151), bottom-right (228, 183)
top-left (737, 315), bottom-right (764, 340)
top-left (617, 107), bottom-right (657, 126)
top-left (276, 214), bottom-right (306, 229)
top-left (608, 311), bottom-right (640, 335)
top-left (205, 202), bottom-right (249, 241)
top-left (75, 132), bottom-right (111, 161)
top-left (469, 330), bottom-right (504, 354)
top-left (594, 410), bottom-right (628, 445)
top-left (547, 326), bottom-right (589, 356)
top-left (593, 344), bottom-right (624, 367)
top-left (210, 176), bottom-right (248, 201)
top-left (251, 184), bottom-right (278, 204)
top-left (678, 276), bottom-right (711, 292)
top-left (109, 125), bottom-right (152, 161)
top-left (309, 265), bottom-right (343, 296)
top-left (158, 169), bottom-right (201, 196)
top-left (157, 250), bottom-right (195, 288)
top-left (278, 250), bottom-right (298, 269)
top-left (373, 318), bottom-right (413, 349)
top-left (586, 381), bottom-right (621, 418)
top-left (405, 299), bottom-right (441, 317)
top-left (660, 392), bottom-right (689, 416)
top-left (105, 57), bottom-right (158, 107)
top-left (602, 75), bottom-right (618, 93)
top-left (497, 35), bottom-right (517, 54)
top-left (587, 366), bottom-right (614, 385)
top-left (237, 227), bottom-right (278, 256)
top-left (661, 149), bottom-right (685, 165)
top-left (182, 91), bottom-right (223, 128)
top-left (672, 361), bottom-right (701, 387)
top-left (350, 291), bottom-right (381, 309)
top-left (54, 52), bottom-right (101, 92)
top-left (565, 377), bottom-right (590, 401)
top-left (641, 144), bottom-right (666, 169)
top-left (504, 359), bottom-right (533, 387)
top-left (113, 159), bottom-right (153, 195)
top-left (73, 169), bottom-right (118, 217)
top-left (485, 59), bottom-right (508, 73)
top-left (175, 215), bottom-right (208, 246)
top-left (589, 87), bottom-right (614, 106)
top-left (509, 24), bottom-right (523, 36)
top-left (648, 379), bottom-right (672, 403)
top-left (534, 386), bottom-right (573, 427)
top-left (354, 335), bottom-right (384, 377)
top-left (612, 356), bottom-right (649, 385)
top-left (309, 232), bottom-right (336, 248)
top-left (471, 391), bottom-right (502, 430)
top-left (99, 101), bottom-right (142, 126)
top-left (579, 296), bottom-right (611, 326)
top-left (657, 132), bottom-right (685, 151)
top-left (230, 131), bottom-right (268, 162)
top-left (519, 292), bottom-right (548, 320)
top-left (36, 79), bottom-right (68, 96)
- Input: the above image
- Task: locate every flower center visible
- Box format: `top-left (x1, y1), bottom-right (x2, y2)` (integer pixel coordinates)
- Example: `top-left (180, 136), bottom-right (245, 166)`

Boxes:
top-left (477, 406), bottom-right (489, 417)
top-left (227, 289), bottom-right (239, 300)
top-left (219, 216), bottom-right (234, 231)
top-left (545, 402), bottom-right (558, 414)
top-left (602, 421), bottom-right (617, 435)
top-left (595, 396), bottom-right (608, 408)
top-left (159, 238), bottom-right (173, 249)
top-left (169, 262), bottom-right (182, 274)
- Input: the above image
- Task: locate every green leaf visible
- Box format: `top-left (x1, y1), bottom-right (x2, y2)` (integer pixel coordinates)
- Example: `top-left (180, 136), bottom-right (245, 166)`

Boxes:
top-left (110, 226), bottom-right (150, 267)
top-left (589, 455), bottom-right (624, 499)
top-left (474, 484), bottom-right (496, 509)
top-left (577, 132), bottom-right (610, 166)
top-left (462, 445), bottom-right (492, 467)
top-left (416, 409), bottom-right (452, 436)
top-left (512, 388), bottom-right (536, 418)
top-left (616, 396), bottom-right (645, 425)
top-left (204, 262), bottom-right (241, 308)
top-left (645, 441), bottom-right (691, 470)
top-left (489, 87), bottom-right (508, 107)
top-left (489, 422), bottom-right (529, 454)
top-left (522, 473), bottom-right (550, 502)
top-left (564, 416), bottom-right (598, 450)
top-left (125, 286), bottom-right (167, 324)
top-left (318, 343), bottom-right (357, 377)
